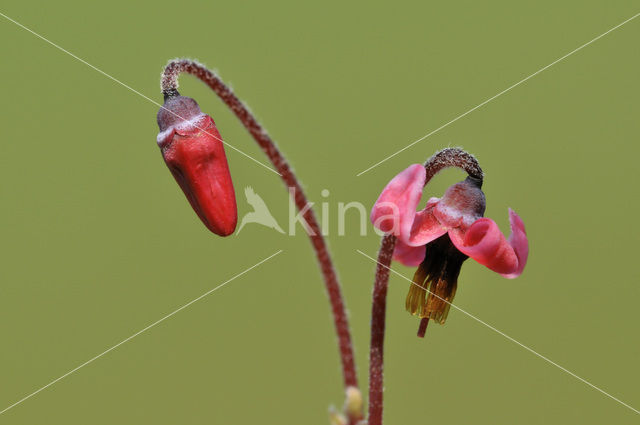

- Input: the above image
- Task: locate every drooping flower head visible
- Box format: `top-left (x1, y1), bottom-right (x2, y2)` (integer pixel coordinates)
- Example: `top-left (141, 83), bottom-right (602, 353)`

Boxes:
top-left (157, 94), bottom-right (237, 236)
top-left (370, 150), bottom-right (528, 335)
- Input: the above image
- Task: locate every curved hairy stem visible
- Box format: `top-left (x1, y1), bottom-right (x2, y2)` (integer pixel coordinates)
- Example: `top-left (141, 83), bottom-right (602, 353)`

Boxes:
top-left (367, 234), bottom-right (396, 425)
top-left (160, 60), bottom-right (359, 394)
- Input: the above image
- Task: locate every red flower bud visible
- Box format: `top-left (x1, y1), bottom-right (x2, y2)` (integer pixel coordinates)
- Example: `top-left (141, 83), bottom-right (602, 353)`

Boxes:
top-left (157, 95), bottom-right (237, 236)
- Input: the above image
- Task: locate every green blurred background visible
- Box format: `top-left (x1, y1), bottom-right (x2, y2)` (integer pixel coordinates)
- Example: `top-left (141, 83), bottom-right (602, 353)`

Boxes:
top-left (1, 1), bottom-right (639, 423)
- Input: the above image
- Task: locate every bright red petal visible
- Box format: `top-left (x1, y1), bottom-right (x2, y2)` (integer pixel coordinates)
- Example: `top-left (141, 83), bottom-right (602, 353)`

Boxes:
top-left (162, 116), bottom-right (238, 236)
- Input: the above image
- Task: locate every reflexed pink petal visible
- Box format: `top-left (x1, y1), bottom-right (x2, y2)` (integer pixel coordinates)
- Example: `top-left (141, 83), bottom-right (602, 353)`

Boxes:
top-left (393, 239), bottom-right (426, 267)
top-left (501, 209), bottom-right (529, 279)
top-left (370, 164), bottom-right (425, 240)
top-left (406, 198), bottom-right (447, 246)
top-left (449, 211), bottom-right (528, 277)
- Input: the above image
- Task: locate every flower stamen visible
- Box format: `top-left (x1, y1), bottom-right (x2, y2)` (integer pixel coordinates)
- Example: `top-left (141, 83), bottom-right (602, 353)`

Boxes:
top-left (407, 233), bottom-right (468, 333)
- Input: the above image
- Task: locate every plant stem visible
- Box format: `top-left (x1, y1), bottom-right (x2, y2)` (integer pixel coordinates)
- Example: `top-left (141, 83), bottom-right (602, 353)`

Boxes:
top-left (367, 148), bottom-right (483, 425)
top-left (368, 233), bottom-right (396, 425)
top-left (160, 60), bottom-right (359, 391)
top-left (417, 318), bottom-right (429, 338)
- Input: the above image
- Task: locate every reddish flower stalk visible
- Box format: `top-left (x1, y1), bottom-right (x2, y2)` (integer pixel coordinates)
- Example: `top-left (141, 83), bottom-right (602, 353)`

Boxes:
top-left (160, 59), bottom-right (359, 401)
top-left (368, 233), bottom-right (396, 425)
top-left (367, 148), bottom-right (483, 425)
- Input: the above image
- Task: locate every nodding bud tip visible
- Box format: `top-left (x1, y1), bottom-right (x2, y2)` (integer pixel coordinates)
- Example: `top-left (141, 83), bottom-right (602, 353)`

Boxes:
top-left (155, 95), bottom-right (238, 237)
top-left (157, 96), bottom-right (203, 132)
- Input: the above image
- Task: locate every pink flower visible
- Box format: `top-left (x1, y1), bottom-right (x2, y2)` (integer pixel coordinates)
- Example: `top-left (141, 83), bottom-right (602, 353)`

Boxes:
top-left (370, 163), bottom-right (529, 328)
